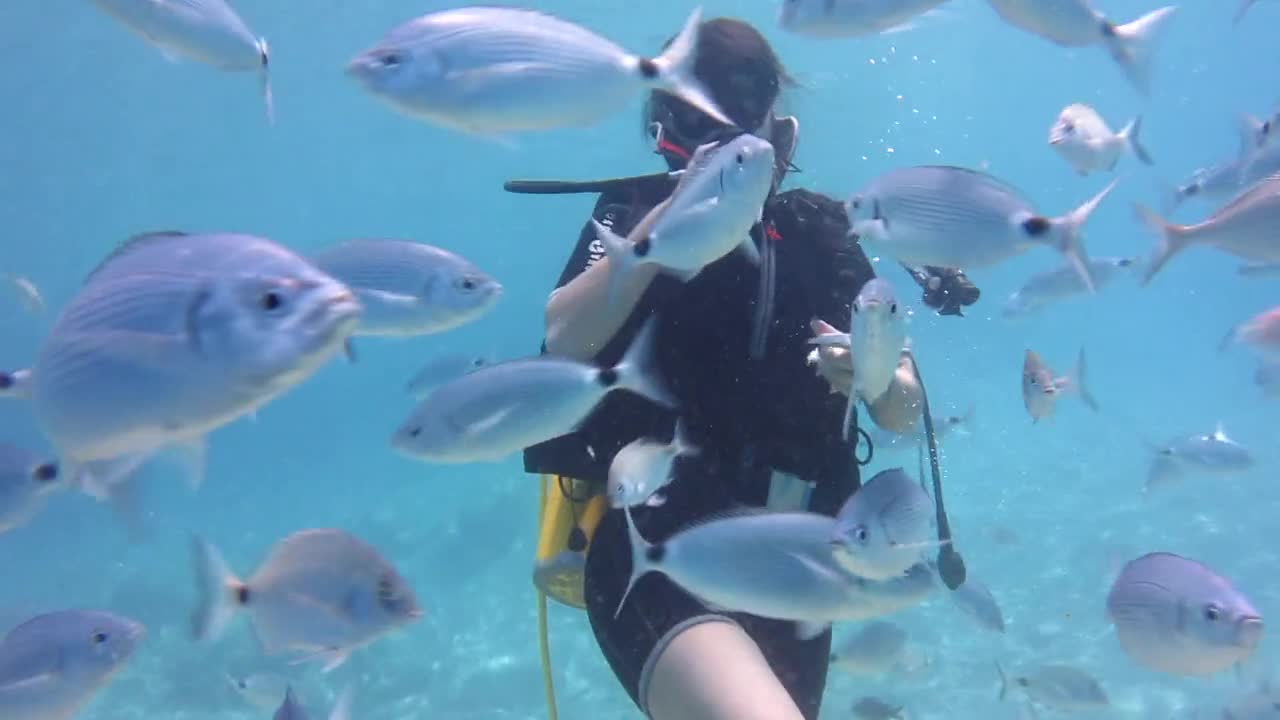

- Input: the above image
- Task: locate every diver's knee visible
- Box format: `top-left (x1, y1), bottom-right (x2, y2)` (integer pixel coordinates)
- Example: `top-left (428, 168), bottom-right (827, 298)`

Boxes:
top-left (642, 616), bottom-right (805, 720)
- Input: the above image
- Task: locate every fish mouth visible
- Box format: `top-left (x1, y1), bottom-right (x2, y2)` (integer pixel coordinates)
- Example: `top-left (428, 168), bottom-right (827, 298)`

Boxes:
top-left (1238, 615), bottom-right (1265, 647)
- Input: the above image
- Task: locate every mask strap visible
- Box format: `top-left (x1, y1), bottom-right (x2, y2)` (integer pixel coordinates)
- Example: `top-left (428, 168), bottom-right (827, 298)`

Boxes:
top-left (649, 121), bottom-right (692, 162)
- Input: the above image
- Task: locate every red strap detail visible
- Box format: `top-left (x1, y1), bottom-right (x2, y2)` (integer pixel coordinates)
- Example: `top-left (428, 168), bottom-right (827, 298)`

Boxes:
top-left (657, 138), bottom-right (691, 161)
top-left (765, 223), bottom-right (782, 242)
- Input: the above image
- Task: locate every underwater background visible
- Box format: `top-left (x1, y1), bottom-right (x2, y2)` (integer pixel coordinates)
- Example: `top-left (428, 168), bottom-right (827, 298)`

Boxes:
top-left (1, 0), bottom-right (1278, 718)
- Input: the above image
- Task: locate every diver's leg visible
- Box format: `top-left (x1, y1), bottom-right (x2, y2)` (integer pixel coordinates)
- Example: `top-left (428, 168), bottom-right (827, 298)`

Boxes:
top-left (642, 618), bottom-right (805, 720)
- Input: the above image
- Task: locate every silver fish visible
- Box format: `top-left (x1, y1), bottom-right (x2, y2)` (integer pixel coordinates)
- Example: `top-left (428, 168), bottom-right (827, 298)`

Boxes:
top-left (619, 505), bottom-right (935, 640)
top-left (1049, 104), bottom-right (1152, 175)
top-left (1257, 361), bottom-right (1280, 398)
top-left (834, 279), bottom-right (905, 438)
top-left (997, 662), bottom-right (1109, 710)
top-left (831, 621), bottom-right (909, 676)
top-left (90, 0), bottom-right (273, 122)
top-left (273, 685), bottom-right (353, 720)
top-left (1221, 306), bottom-right (1280, 358)
top-left (0, 443), bottom-right (61, 533)
top-left (312, 239), bottom-right (501, 338)
top-left (851, 696), bottom-right (905, 720)
top-left (0, 369), bottom-right (32, 399)
top-left (1107, 552), bottom-right (1263, 676)
top-left (866, 406), bottom-right (974, 452)
top-left (0, 609), bottom-right (145, 720)
top-left (607, 419), bottom-right (699, 509)
top-left (1237, 112), bottom-right (1280, 180)
top-left (226, 671), bottom-right (290, 712)
top-left (1145, 424), bottom-right (1255, 490)
top-left (595, 133), bottom-right (774, 306)
top-left (847, 166), bottom-right (1117, 292)
top-left (392, 316), bottom-right (674, 463)
top-left (777, 0), bottom-right (948, 37)
top-left (951, 577), bottom-right (1005, 633)
top-left (1165, 145), bottom-right (1280, 214)
top-left (404, 351), bottom-right (495, 399)
top-left (1021, 348), bottom-right (1098, 422)
top-left (191, 529), bottom-right (422, 672)
top-left (983, 1), bottom-right (1177, 94)
top-left (831, 468), bottom-right (937, 581)
top-left (346, 7), bottom-right (728, 136)
top-left (1003, 257), bottom-right (1136, 318)
top-left (3, 232), bottom-right (359, 501)
top-left (2, 274), bottom-right (44, 315)
top-left (1136, 173), bottom-right (1280, 285)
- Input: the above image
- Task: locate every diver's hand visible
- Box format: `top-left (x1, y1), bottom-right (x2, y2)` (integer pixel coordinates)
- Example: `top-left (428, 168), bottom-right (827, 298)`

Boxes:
top-left (808, 319), bottom-right (853, 396)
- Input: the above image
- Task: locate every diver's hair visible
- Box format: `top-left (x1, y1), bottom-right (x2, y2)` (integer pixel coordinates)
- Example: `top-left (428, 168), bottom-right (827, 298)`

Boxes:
top-left (642, 17), bottom-right (796, 136)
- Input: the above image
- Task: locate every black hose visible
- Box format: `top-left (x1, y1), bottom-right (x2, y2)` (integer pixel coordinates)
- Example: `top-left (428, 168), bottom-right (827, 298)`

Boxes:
top-left (907, 349), bottom-right (966, 591)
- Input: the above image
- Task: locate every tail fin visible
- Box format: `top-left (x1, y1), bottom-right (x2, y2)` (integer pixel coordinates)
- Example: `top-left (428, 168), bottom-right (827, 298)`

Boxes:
top-left (614, 314), bottom-right (677, 410)
top-left (1104, 6), bottom-right (1178, 96)
top-left (1120, 116), bottom-right (1153, 165)
top-left (329, 685), bottom-right (354, 720)
top-left (1132, 203), bottom-right (1194, 286)
top-left (1073, 348), bottom-right (1100, 411)
top-left (671, 418), bottom-right (700, 458)
top-left (190, 535), bottom-right (245, 642)
top-left (593, 218), bottom-right (638, 311)
top-left (996, 661), bottom-right (1010, 701)
top-left (1235, 0), bottom-right (1260, 26)
top-left (258, 39), bottom-right (274, 126)
top-left (0, 369), bottom-right (32, 399)
top-left (616, 504), bottom-right (658, 618)
top-left (649, 8), bottom-right (731, 127)
top-left (1050, 179), bottom-right (1119, 293)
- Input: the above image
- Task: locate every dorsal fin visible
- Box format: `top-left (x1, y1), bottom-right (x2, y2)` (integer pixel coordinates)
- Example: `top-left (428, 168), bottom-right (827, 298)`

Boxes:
top-left (85, 231), bottom-right (190, 284)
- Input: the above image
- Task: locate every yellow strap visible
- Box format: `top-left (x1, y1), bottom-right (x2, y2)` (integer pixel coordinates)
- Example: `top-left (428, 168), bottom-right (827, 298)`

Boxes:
top-left (537, 476), bottom-right (560, 720)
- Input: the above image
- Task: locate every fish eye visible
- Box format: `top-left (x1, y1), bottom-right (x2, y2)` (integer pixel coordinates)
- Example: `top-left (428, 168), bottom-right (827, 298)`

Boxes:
top-left (378, 51), bottom-right (404, 68)
top-left (456, 276), bottom-right (478, 292)
top-left (889, 303), bottom-right (898, 314)
top-left (736, 153), bottom-right (745, 165)
top-left (849, 197), bottom-right (862, 211)
top-left (376, 574), bottom-right (400, 608)
top-left (854, 526), bottom-right (870, 543)
top-left (91, 630), bottom-right (109, 644)
top-left (259, 291), bottom-right (284, 312)
top-left (1204, 604), bottom-right (1222, 622)
top-left (407, 426), bottom-right (422, 438)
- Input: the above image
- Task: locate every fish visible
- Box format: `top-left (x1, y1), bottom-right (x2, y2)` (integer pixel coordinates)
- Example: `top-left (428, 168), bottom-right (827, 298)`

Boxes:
top-left (0, 609), bottom-right (145, 720)
top-left (311, 239), bottom-right (502, 338)
top-left (1135, 173), bottom-right (1280, 285)
top-left (811, 279), bottom-right (905, 440)
top-left (190, 529), bottom-right (422, 672)
top-left (851, 696), bottom-right (905, 719)
top-left (1145, 424), bottom-right (1255, 491)
top-left (1, 232), bottom-right (360, 504)
top-left (1107, 552), bottom-right (1263, 675)
top-left (595, 133), bottom-right (774, 307)
top-left (996, 662), bottom-right (1109, 710)
top-left (2, 275), bottom-right (44, 315)
top-left (273, 685), bottom-right (353, 720)
top-left (1048, 104), bottom-right (1152, 176)
top-left (405, 352), bottom-right (496, 399)
top-left (1237, 112), bottom-right (1280, 180)
top-left (1257, 361), bottom-right (1280, 398)
top-left (607, 419), bottom-right (699, 509)
top-left (865, 406), bottom-right (974, 452)
top-left (346, 7), bottom-right (729, 136)
top-left (846, 166), bottom-right (1117, 292)
top-left (1002, 257), bottom-right (1137, 318)
top-left (830, 621), bottom-right (909, 676)
top-left (982, 1), bottom-right (1177, 95)
top-left (1165, 145), bottom-right (1280, 214)
top-left (226, 671), bottom-right (291, 712)
top-left (0, 443), bottom-right (61, 534)
top-left (1239, 262), bottom-right (1280, 277)
top-left (618, 505), bottom-right (935, 640)
top-left (950, 577), bottom-right (1006, 633)
top-left (1221, 306), bottom-right (1280, 358)
top-left (1021, 348), bottom-right (1098, 422)
top-left (777, 0), bottom-right (949, 37)
top-left (0, 369), bottom-right (32, 400)
top-left (89, 0), bottom-right (273, 123)
top-left (1236, 0), bottom-right (1264, 25)
top-left (392, 316), bottom-right (675, 463)
top-left (830, 468), bottom-right (938, 581)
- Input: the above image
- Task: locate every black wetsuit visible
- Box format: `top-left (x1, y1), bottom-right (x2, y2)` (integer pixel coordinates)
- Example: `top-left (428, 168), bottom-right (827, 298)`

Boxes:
top-left (523, 178), bottom-right (875, 719)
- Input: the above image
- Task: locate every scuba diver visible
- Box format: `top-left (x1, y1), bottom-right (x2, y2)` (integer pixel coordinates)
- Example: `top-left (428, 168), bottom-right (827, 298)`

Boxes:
top-left (511, 17), bottom-right (979, 720)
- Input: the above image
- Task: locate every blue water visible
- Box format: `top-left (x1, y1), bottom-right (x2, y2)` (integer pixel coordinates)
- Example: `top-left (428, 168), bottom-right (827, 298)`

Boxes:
top-left (1, 1), bottom-right (1278, 718)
